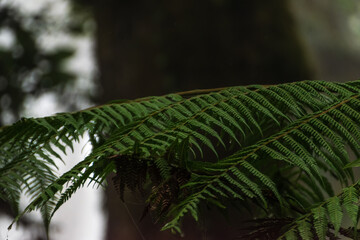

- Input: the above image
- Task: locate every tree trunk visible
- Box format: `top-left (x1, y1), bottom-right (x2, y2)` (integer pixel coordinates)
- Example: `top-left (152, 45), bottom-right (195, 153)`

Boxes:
top-left (90, 0), bottom-right (314, 239)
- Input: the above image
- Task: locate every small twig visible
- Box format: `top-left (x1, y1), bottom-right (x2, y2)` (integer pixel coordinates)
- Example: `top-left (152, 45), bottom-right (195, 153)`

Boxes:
top-left (122, 201), bottom-right (146, 240)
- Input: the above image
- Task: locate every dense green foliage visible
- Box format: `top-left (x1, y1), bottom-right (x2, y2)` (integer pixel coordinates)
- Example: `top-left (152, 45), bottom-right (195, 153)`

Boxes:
top-left (2, 80), bottom-right (360, 239)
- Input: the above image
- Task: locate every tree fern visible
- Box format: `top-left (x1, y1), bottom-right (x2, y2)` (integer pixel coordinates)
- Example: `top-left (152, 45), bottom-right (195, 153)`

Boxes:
top-left (2, 80), bottom-right (360, 238)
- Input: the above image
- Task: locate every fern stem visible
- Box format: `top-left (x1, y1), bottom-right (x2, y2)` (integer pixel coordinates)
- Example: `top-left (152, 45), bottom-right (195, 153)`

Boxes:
top-left (174, 86), bottom-right (249, 97)
top-left (104, 82), bottom-right (279, 156)
top-left (76, 81), bottom-right (275, 125)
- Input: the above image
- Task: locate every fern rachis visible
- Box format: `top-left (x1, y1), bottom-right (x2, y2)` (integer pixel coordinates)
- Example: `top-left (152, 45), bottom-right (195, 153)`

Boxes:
top-left (2, 80), bottom-right (360, 239)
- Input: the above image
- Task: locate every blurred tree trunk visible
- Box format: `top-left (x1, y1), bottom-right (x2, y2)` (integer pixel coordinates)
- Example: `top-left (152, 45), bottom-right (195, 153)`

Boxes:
top-left (88, 0), bottom-right (314, 239)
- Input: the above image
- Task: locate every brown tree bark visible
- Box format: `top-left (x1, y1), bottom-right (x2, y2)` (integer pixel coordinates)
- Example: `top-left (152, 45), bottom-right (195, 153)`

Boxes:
top-left (88, 0), bottom-right (314, 239)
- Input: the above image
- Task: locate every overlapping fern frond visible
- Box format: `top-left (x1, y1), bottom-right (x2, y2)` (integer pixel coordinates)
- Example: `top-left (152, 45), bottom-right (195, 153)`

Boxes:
top-left (276, 182), bottom-right (360, 240)
top-left (2, 80), bottom-right (360, 239)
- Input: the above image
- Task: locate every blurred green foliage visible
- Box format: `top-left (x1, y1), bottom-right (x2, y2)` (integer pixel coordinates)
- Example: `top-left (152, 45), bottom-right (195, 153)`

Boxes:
top-left (0, 6), bottom-right (76, 125)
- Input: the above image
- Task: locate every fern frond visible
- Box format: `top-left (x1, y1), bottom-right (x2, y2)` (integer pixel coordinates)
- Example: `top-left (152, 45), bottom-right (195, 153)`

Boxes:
top-left (327, 196), bottom-right (343, 235)
top-left (342, 186), bottom-right (359, 227)
top-left (277, 182), bottom-right (360, 240)
top-left (163, 94), bottom-right (360, 232)
top-left (297, 220), bottom-right (313, 239)
top-left (2, 80), bottom-right (360, 237)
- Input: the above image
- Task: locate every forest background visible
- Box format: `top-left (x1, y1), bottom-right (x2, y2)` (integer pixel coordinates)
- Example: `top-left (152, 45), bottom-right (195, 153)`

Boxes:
top-left (1, 0), bottom-right (360, 239)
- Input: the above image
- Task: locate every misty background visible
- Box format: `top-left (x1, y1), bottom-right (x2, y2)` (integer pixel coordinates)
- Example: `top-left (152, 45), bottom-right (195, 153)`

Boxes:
top-left (0, 0), bottom-right (360, 239)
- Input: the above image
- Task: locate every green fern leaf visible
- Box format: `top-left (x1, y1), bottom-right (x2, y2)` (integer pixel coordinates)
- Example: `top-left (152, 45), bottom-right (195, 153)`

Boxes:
top-left (343, 186), bottom-right (359, 227)
top-left (297, 220), bottom-right (312, 240)
top-left (284, 229), bottom-right (297, 240)
top-left (327, 196), bottom-right (343, 236)
top-left (312, 206), bottom-right (327, 240)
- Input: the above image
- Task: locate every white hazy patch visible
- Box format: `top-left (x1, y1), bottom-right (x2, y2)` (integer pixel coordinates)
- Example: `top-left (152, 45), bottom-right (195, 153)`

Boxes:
top-left (7, 132), bottom-right (106, 240)
top-left (1, 133), bottom-right (106, 240)
top-left (0, 0), bottom-right (104, 239)
top-left (23, 93), bottom-right (67, 117)
top-left (0, 0), bottom-right (67, 15)
top-left (0, 27), bottom-right (15, 49)
top-left (50, 135), bottom-right (105, 240)
top-left (0, 215), bottom-right (28, 240)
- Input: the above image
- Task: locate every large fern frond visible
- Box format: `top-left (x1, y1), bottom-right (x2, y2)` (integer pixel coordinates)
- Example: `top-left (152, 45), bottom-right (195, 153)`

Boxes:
top-left (162, 95), bottom-right (360, 232)
top-left (2, 80), bottom-right (360, 238)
